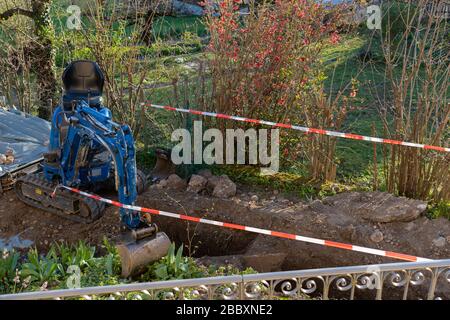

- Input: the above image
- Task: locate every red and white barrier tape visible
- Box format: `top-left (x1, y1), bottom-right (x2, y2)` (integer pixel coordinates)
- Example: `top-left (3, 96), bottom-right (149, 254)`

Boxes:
top-left (63, 186), bottom-right (431, 263)
top-left (147, 104), bottom-right (450, 153)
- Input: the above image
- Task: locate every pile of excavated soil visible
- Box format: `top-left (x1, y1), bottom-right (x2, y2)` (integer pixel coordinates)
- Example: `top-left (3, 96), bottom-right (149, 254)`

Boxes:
top-left (1, 184), bottom-right (449, 270)
top-left (138, 187), bottom-right (450, 270)
top-left (0, 192), bottom-right (121, 253)
top-left (2, 175), bottom-right (449, 300)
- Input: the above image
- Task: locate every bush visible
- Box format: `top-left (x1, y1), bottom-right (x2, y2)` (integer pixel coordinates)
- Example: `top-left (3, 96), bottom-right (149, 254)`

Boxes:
top-left (203, 0), bottom-right (354, 182)
top-left (377, 0), bottom-right (449, 202)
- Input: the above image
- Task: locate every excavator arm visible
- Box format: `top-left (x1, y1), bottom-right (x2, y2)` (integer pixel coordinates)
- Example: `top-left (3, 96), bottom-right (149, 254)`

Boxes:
top-left (56, 100), bottom-right (142, 229)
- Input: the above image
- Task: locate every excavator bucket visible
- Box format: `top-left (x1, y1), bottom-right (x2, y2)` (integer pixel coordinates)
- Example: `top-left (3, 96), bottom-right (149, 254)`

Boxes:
top-left (117, 232), bottom-right (171, 278)
top-left (117, 148), bottom-right (175, 278)
top-left (150, 148), bottom-right (175, 182)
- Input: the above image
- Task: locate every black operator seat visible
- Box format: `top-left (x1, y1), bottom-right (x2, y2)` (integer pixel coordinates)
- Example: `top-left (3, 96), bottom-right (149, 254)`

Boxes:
top-left (62, 60), bottom-right (105, 95)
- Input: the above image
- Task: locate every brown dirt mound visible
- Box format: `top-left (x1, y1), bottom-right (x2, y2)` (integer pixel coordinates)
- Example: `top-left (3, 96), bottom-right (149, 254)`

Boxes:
top-left (1, 186), bottom-right (449, 272)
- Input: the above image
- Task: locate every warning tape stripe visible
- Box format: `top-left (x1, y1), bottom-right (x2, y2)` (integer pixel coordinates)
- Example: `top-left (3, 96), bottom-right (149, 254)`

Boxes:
top-left (147, 104), bottom-right (450, 153)
top-left (63, 186), bottom-right (432, 263)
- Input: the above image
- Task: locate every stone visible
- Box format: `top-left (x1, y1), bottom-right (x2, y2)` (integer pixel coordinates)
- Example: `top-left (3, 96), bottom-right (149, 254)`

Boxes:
top-left (212, 175), bottom-right (237, 199)
top-left (4, 156), bottom-right (14, 165)
top-left (206, 175), bottom-right (221, 192)
top-left (187, 174), bottom-right (208, 193)
top-left (165, 174), bottom-right (187, 191)
top-left (5, 148), bottom-right (14, 157)
top-left (432, 237), bottom-right (447, 248)
top-left (370, 230), bottom-right (384, 243)
top-left (250, 195), bottom-right (259, 202)
top-left (404, 222), bottom-right (415, 231)
top-left (356, 192), bottom-right (428, 223)
top-left (174, 57), bottom-right (185, 64)
top-left (156, 179), bottom-right (168, 189)
top-left (249, 202), bottom-right (258, 210)
top-left (159, 179), bottom-right (168, 187)
top-left (416, 204), bottom-right (427, 211)
top-left (342, 224), bottom-right (357, 241)
top-left (197, 169), bottom-right (213, 179)
top-left (241, 253), bottom-right (287, 272)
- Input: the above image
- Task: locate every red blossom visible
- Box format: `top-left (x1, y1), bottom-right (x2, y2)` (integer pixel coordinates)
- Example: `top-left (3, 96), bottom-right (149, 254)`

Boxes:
top-left (330, 32), bottom-right (340, 44)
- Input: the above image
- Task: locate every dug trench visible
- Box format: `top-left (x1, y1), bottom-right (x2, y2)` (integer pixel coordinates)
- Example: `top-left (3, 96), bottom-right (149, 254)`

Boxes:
top-left (0, 180), bottom-right (449, 299)
top-left (138, 186), bottom-right (450, 299)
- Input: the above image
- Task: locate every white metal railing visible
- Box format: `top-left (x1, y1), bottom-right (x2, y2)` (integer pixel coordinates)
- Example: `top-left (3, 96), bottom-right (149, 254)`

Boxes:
top-left (1, 259), bottom-right (449, 300)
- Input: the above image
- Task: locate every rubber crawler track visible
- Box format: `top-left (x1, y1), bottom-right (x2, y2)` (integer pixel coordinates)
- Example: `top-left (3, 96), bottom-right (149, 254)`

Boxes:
top-left (15, 172), bottom-right (105, 224)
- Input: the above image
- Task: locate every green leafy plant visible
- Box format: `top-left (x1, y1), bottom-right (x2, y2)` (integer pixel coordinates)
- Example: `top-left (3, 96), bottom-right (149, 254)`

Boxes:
top-left (143, 243), bottom-right (206, 281)
top-left (61, 241), bottom-right (95, 270)
top-left (77, 238), bottom-right (122, 288)
top-left (20, 248), bottom-right (60, 284)
top-left (101, 237), bottom-right (121, 276)
top-left (0, 249), bottom-right (20, 293)
top-left (80, 257), bottom-right (122, 288)
top-left (427, 201), bottom-right (450, 220)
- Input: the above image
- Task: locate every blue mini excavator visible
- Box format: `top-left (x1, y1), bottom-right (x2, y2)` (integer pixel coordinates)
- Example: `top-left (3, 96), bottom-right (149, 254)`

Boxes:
top-left (15, 60), bottom-right (172, 277)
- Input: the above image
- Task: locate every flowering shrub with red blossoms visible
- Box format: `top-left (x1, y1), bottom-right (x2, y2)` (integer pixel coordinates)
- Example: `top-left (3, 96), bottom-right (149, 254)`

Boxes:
top-left (205, 0), bottom-right (351, 181)
top-left (205, 0), bottom-right (343, 119)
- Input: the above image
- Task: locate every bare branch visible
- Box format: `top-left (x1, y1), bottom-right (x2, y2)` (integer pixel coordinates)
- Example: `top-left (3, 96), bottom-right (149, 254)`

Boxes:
top-left (0, 7), bottom-right (34, 21)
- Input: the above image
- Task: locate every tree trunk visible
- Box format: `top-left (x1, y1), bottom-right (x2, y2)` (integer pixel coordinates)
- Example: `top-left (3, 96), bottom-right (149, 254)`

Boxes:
top-left (0, 0), bottom-right (57, 120)
top-left (31, 0), bottom-right (57, 120)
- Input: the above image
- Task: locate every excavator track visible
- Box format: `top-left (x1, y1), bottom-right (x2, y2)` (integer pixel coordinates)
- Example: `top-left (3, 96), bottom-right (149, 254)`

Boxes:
top-left (15, 172), bottom-right (105, 224)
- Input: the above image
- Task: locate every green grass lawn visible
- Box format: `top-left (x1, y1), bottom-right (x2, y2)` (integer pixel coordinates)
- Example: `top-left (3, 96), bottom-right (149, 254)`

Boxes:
top-left (321, 31), bottom-right (389, 180)
top-left (153, 16), bottom-right (207, 39)
top-left (51, 3), bottom-right (206, 41)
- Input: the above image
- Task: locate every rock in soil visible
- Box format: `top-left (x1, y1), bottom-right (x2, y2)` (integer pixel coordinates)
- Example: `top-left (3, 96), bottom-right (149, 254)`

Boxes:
top-left (156, 179), bottom-right (168, 189)
top-left (206, 175), bottom-right (220, 192)
top-left (212, 175), bottom-right (237, 199)
top-left (2, 155), bottom-right (14, 165)
top-left (319, 192), bottom-right (428, 223)
top-left (361, 192), bottom-right (427, 223)
top-left (241, 253), bottom-right (286, 272)
top-left (197, 169), bottom-right (213, 179)
top-left (370, 230), bottom-right (384, 243)
top-left (165, 174), bottom-right (187, 191)
top-left (187, 174), bottom-right (208, 193)
top-left (432, 236), bottom-right (447, 248)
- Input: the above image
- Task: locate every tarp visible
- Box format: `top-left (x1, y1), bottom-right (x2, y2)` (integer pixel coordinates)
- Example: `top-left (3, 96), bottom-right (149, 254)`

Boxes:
top-left (0, 108), bottom-right (50, 177)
